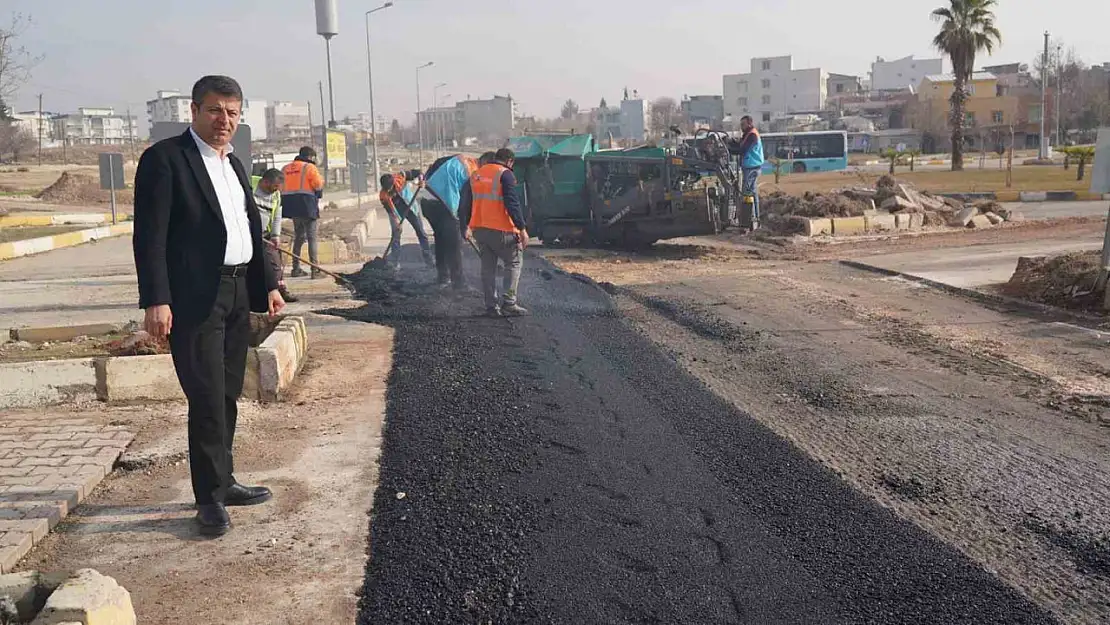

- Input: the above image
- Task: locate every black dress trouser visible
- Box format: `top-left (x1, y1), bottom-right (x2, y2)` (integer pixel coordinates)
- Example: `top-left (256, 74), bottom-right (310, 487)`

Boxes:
top-left (169, 272), bottom-right (250, 505)
top-left (421, 198), bottom-right (465, 287)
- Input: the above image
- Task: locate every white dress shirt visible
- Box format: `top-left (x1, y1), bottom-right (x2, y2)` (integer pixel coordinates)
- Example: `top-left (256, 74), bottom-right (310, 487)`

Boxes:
top-left (190, 128), bottom-right (253, 265)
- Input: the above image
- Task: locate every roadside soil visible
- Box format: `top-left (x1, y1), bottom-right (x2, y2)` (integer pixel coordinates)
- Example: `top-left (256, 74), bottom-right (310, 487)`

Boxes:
top-left (768, 165), bottom-right (1090, 196)
top-left (545, 246), bottom-right (1110, 625)
top-left (15, 307), bottom-right (391, 624)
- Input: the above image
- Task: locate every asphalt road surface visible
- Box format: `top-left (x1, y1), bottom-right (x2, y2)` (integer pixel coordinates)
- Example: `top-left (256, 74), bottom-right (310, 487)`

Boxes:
top-left (341, 248), bottom-right (1055, 625)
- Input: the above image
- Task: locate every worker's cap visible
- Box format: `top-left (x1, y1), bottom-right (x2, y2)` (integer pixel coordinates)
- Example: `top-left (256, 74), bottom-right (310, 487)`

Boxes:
top-left (379, 174), bottom-right (395, 188)
top-left (298, 146), bottom-right (317, 160)
top-left (407, 169), bottom-right (423, 180)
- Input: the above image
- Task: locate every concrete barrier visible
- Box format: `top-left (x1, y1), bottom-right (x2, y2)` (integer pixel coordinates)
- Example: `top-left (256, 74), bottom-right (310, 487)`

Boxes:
top-left (0, 569), bottom-right (136, 625)
top-left (10, 323), bottom-right (121, 343)
top-left (0, 213), bottom-right (127, 228)
top-left (0, 223), bottom-right (134, 262)
top-left (2, 317), bottom-right (309, 407)
top-left (344, 205), bottom-right (380, 257)
top-left (0, 358), bottom-right (99, 409)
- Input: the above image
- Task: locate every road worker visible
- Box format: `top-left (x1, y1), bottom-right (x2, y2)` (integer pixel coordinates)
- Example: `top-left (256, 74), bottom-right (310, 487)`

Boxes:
top-left (459, 148), bottom-right (529, 317)
top-left (251, 168), bottom-right (297, 303)
top-left (280, 146), bottom-right (325, 279)
top-left (379, 171), bottom-right (433, 269)
top-left (420, 153), bottom-right (479, 290)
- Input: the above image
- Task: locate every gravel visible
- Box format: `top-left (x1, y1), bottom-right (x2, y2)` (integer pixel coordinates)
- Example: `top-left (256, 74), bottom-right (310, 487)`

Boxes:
top-left (340, 246), bottom-right (1057, 625)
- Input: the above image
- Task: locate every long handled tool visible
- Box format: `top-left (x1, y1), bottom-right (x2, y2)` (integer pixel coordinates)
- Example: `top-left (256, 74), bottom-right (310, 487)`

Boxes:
top-left (274, 245), bottom-right (353, 287)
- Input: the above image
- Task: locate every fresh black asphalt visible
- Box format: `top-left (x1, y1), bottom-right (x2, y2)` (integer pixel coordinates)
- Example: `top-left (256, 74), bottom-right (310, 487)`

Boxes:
top-left (339, 248), bottom-right (1056, 625)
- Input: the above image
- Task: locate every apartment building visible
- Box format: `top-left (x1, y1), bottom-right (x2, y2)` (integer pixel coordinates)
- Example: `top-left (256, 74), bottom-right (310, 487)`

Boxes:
top-left (723, 56), bottom-right (826, 124)
top-left (871, 55), bottom-right (944, 92)
top-left (908, 72), bottom-right (1053, 150)
top-left (266, 101), bottom-right (312, 146)
top-left (52, 107), bottom-right (138, 145)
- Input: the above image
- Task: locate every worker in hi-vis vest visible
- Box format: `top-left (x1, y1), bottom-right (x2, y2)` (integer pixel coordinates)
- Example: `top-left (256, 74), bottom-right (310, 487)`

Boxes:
top-left (280, 146), bottom-right (325, 279)
top-left (458, 148), bottom-right (530, 318)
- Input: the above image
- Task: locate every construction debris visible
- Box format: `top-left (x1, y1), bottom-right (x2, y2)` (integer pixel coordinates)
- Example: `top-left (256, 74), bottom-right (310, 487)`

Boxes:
top-left (761, 174), bottom-right (1029, 236)
top-left (1001, 252), bottom-right (1105, 312)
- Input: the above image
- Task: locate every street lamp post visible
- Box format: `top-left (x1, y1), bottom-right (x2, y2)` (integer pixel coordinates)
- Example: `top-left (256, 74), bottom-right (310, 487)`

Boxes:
top-left (416, 61), bottom-right (434, 167)
top-left (439, 93), bottom-right (452, 156)
top-left (433, 83), bottom-right (447, 157)
top-left (364, 2), bottom-right (393, 191)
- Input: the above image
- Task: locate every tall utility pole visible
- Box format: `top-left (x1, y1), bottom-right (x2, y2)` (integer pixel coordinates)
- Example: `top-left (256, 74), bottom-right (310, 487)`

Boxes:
top-left (1055, 44), bottom-right (1063, 147)
top-left (315, 0), bottom-right (339, 127)
top-left (37, 94), bottom-right (43, 166)
top-left (318, 82), bottom-right (328, 183)
top-left (1039, 31), bottom-right (1049, 160)
top-left (364, 2), bottom-right (393, 192)
top-left (307, 100), bottom-right (314, 152)
top-left (415, 61), bottom-right (434, 167)
top-left (126, 107), bottom-right (137, 163)
top-left (433, 83), bottom-right (447, 157)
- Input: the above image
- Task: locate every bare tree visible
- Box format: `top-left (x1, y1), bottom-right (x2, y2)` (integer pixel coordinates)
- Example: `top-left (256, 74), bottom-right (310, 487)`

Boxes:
top-left (0, 13), bottom-right (42, 109)
top-left (0, 122), bottom-right (35, 162)
top-left (650, 97), bottom-right (679, 135)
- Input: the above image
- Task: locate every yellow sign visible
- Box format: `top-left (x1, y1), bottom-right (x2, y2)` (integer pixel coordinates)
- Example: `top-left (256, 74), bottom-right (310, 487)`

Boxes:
top-left (326, 130), bottom-right (347, 169)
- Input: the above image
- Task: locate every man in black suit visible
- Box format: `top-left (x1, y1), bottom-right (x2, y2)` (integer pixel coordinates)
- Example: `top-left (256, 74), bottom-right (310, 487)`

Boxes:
top-left (133, 75), bottom-right (285, 537)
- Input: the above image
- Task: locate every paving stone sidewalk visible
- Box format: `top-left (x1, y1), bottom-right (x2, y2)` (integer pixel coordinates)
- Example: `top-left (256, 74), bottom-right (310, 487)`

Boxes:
top-left (0, 415), bottom-right (132, 572)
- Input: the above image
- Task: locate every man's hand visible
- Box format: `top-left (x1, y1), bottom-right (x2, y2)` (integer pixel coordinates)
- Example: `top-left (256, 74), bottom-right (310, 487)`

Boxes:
top-left (268, 236), bottom-right (281, 248)
top-left (463, 228), bottom-right (473, 241)
top-left (144, 304), bottom-right (173, 338)
top-left (268, 290), bottom-right (286, 319)
top-left (516, 229), bottom-right (530, 250)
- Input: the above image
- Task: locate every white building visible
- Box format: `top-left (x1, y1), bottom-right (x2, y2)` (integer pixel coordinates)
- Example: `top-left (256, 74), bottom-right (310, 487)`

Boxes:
top-left (242, 99), bottom-right (267, 142)
top-left (870, 55), bottom-right (943, 92)
top-left (53, 107), bottom-right (138, 145)
top-left (723, 56), bottom-right (826, 125)
top-left (11, 111), bottom-right (56, 144)
top-left (146, 90), bottom-right (192, 134)
top-left (266, 101), bottom-right (312, 146)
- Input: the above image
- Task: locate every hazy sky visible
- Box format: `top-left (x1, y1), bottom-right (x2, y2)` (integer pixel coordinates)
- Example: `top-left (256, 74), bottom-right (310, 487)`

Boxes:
top-left (7, 0), bottom-right (1107, 127)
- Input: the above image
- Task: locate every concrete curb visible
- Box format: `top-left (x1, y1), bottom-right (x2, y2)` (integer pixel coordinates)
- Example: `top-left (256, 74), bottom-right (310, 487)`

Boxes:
top-left (0, 213), bottom-right (127, 228)
top-left (839, 259), bottom-right (1107, 325)
top-left (344, 204), bottom-right (380, 257)
top-left (1017, 190), bottom-right (1081, 202)
top-left (0, 569), bottom-right (136, 624)
top-left (1, 316), bottom-right (310, 408)
top-left (0, 222), bottom-right (133, 262)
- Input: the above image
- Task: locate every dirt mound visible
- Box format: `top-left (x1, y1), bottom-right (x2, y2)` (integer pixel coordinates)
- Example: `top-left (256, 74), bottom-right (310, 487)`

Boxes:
top-left (106, 331), bottom-right (170, 357)
top-left (36, 171), bottom-right (134, 206)
top-left (763, 191), bottom-right (871, 219)
top-left (1001, 251), bottom-right (1105, 312)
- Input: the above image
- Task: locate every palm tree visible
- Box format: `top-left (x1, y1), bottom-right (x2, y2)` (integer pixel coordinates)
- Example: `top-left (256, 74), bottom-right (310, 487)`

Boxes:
top-left (931, 0), bottom-right (1002, 171)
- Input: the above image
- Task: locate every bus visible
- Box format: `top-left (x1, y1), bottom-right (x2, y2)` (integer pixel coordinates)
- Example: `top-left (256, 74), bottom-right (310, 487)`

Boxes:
top-left (755, 130), bottom-right (848, 174)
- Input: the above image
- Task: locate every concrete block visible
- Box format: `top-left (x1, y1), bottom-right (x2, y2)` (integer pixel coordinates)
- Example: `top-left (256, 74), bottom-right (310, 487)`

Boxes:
top-left (1004, 210), bottom-right (1026, 222)
top-left (97, 355), bottom-right (181, 403)
top-left (31, 569), bottom-right (135, 625)
top-left (968, 214), bottom-right (994, 229)
top-left (802, 218), bottom-right (832, 236)
top-left (0, 571), bottom-right (40, 616)
top-left (0, 359), bottom-right (98, 410)
top-left (831, 216), bottom-right (867, 236)
top-left (894, 213), bottom-right (913, 230)
top-left (256, 316), bottom-right (309, 402)
top-left (1018, 191), bottom-right (1048, 202)
top-left (984, 212), bottom-right (1005, 225)
top-left (11, 324), bottom-right (120, 344)
top-left (909, 213), bottom-right (925, 230)
top-left (955, 206), bottom-right (978, 227)
top-left (866, 213), bottom-right (897, 232)
top-left (881, 196), bottom-right (918, 212)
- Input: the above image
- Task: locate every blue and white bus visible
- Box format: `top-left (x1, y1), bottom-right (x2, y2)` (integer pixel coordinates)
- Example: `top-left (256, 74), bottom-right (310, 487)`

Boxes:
top-left (757, 130), bottom-right (849, 174)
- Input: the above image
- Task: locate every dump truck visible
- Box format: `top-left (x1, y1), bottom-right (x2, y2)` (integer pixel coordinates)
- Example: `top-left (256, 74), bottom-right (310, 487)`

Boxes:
top-left (509, 130), bottom-right (747, 248)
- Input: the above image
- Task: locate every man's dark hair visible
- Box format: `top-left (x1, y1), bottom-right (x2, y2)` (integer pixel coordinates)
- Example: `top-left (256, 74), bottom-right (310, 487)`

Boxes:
top-left (740, 115), bottom-right (754, 123)
top-left (407, 169), bottom-right (423, 180)
top-left (191, 75), bottom-right (243, 105)
top-left (298, 146), bottom-right (317, 160)
top-left (494, 148), bottom-right (515, 163)
top-left (380, 174), bottom-right (395, 189)
top-left (261, 168), bottom-right (284, 183)
top-left (478, 151), bottom-right (497, 165)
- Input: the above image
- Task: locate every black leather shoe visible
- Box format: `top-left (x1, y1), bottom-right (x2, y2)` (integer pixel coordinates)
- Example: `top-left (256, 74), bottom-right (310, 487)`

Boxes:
top-left (225, 483), bottom-right (273, 507)
top-left (196, 503), bottom-right (231, 537)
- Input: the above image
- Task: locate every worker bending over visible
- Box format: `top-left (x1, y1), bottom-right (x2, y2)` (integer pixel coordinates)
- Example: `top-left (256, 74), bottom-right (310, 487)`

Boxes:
top-left (252, 169), bottom-right (297, 303)
top-left (379, 170), bottom-right (433, 269)
top-left (421, 154), bottom-right (479, 290)
top-left (281, 147), bottom-right (325, 279)
top-left (459, 148), bottom-right (529, 317)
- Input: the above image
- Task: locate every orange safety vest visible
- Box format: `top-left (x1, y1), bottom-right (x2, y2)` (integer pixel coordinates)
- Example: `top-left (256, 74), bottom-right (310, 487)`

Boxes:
top-left (468, 163), bottom-right (517, 233)
top-left (280, 160), bottom-right (324, 196)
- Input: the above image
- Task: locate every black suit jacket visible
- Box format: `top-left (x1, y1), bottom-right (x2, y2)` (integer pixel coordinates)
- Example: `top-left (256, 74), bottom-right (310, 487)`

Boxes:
top-left (133, 130), bottom-right (278, 328)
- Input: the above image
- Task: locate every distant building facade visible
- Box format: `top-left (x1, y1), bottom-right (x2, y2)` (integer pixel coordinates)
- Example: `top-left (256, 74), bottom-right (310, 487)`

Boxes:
top-left (53, 107), bottom-right (138, 145)
top-left (266, 101), bottom-right (312, 146)
top-left (870, 55), bottom-right (943, 92)
top-left (724, 56), bottom-right (826, 124)
top-left (146, 90), bottom-right (193, 134)
top-left (681, 95), bottom-right (724, 128)
top-left (11, 111), bottom-right (56, 144)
